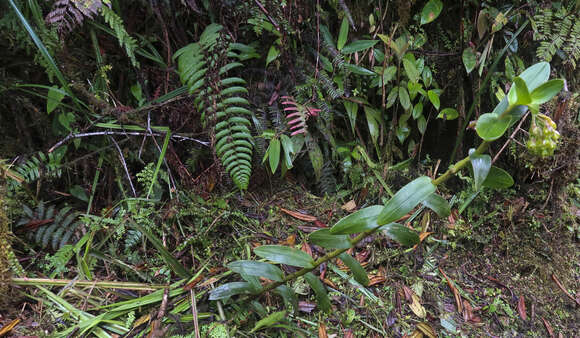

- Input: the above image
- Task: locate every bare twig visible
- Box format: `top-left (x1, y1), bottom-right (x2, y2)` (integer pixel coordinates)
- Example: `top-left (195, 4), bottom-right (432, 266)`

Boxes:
top-left (253, 0), bottom-right (279, 29)
top-left (492, 112), bottom-right (529, 164)
top-left (48, 131), bottom-right (209, 153)
top-left (109, 136), bottom-right (137, 197)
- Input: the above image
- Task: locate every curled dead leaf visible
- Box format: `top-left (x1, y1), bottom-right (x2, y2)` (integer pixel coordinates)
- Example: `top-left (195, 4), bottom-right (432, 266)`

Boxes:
top-left (416, 322), bottom-right (436, 338)
top-left (517, 295), bottom-right (527, 321)
top-left (409, 294), bottom-right (426, 319)
top-left (280, 207), bottom-right (318, 222)
top-left (341, 200), bottom-right (357, 212)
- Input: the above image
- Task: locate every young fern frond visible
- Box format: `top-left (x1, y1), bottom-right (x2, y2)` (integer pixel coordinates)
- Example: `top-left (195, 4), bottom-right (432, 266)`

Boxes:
top-left (281, 96), bottom-right (320, 136)
top-left (175, 24), bottom-right (256, 190)
top-left (100, 5), bottom-right (139, 68)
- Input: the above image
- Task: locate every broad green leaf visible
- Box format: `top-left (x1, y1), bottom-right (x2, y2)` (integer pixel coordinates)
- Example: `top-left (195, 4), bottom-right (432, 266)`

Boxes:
top-left (228, 260), bottom-right (284, 282)
top-left (337, 17), bottom-right (349, 50)
top-left (304, 273), bottom-right (331, 313)
top-left (280, 134), bottom-right (294, 169)
top-left (330, 205), bottom-right (383, 234)
top-left (338, 253), bottom-right (369, 286)
top-left (47, 86), bottom-right (65, 114)
top-left (530, 79), bottom-right (564, 104)
top-left (383, 65), bottom-right (397, 83)
top-left (507, 77), bottom-right (531, 105)
top-left (413, 102), bottom-right (424, 119)
top-left (417, 115), bottom-right (427, 134)
top-left (266, 45), bottom-right (280, 67)
top-left (387, 87), bottom-right (398, 108)
top-left (421, 0), bottom-right (443, 25)
top-left (518, 62), bottom-right (550, 92)
top-left (462, 48), bottom-right (477, 74)
top-left (364, 106), bottom-right (381, 147)
top-left (344, 101), bottom-right (358, 134)
top-left (254, 245), bottom-right (314, 268)
top-left (268, 139), bottom-right (280, 174)
top-left (209, 282), bottom-right (255, 300)
top-left (403, 58), bottom-right (420, 83)
top-left (342, 40), bottom-right (378, 54)
top-left (378, 176), bottom-right (436, 224)
top-left (251, 311), bottom-right (287, 333)
top-left (399, 86), bottom-right (411, 110)
top-left (469, 150), bottom-right (491, 191)
top-left (475, 112), bottom-right (511, 141)
top-left (437, 108), bottom-right (459, 120)
top-left (70, 185), bottom-right (88, 202)
top-left (422, 193), bottom-right (450, 217)
top-left (427, 90), bottom-right (440, 110)
top-left (408, 81), bottom-right (422, 100)
top-left (275, 285), bottom-right (298, 312)
top-left (344, 63), bottom-right (375, 76)
top-left (381, 223), bottom-right (420, 245)
top-left (482, 166), bottom-right (514, 188)
top-left (422, 67), bottom-right (433, 87)
top-left (309, 229), bottom-right (351, 249)
top-left (396, 125), bottom-right (410, 143)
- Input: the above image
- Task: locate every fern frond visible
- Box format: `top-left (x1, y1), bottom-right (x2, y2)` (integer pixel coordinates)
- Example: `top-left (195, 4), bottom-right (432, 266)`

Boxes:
top-left (15, 151), bottom-right (65, 183)
top-left (281, 96), bottom-right (321, 136)
top-left (100, 5), bottom-right (140, 68)
top-left (46, 0), bottom-right (103, 34)
top-left (175, 24), bottom-right (256, 190)
top-left (317, 162), bottom-right (337, 195)
top-left (17, 202), bottom-right (81, 250)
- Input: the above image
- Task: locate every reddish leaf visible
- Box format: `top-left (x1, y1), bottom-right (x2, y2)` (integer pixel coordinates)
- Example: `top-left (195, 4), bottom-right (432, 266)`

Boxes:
top-left (517, 295), bottom-right (527, 321)
top-left (541, 317), bottom-right (554, 337)
top-left (280, 207), bottom-right (318, 222)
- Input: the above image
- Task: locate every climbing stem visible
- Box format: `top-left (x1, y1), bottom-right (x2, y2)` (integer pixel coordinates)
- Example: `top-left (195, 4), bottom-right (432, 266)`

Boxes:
top-left (255, 141), bottom-right (490, 297)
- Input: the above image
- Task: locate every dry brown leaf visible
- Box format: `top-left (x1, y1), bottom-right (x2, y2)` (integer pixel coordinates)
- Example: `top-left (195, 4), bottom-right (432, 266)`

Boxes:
top-left (410, 329), bottom-right (424, 338)
top-left (298, 301), bottom-right (316, 313)
top-left (409, 294), bottom-right (426, 319)
top-left (517, 295), bottom-right (527, 321)
top-left (416, 322), bottom-right (436, 338)
top-left (541, 317), bottom-right (554, 338)
top-left (402, 285), bottom-right (415, 302)
top-left (280, 207), bottom-right (318, 222)
top-left (279, 234), bottom-right (296, 246)
top-left (439, 268), bottom-right (463, 313)
top-left (318, 321), bottom-right (328, 338)
top-left (323, 278), bottom-right (338, 289)
top-left (343, 329), bottom-right (355, 338)
top-left (341, 200), bottom-right (357, 212)
top-left (368, 275), bottom-right (387, 286)
top-left (301, 242), bottom-right (313, 257)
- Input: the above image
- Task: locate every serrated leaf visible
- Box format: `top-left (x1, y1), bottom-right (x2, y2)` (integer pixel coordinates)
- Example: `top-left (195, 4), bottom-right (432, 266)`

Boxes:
top-left (422, 193), bottom-right (450, 217)
top-left (341, 40), bottom-right (378, 54)
top-left (437, 108), bottom-right (459, 120)
top-left (251, 311), bottom-right (287, 333)
top-left (309, 229), bottom-right (351, 249)
top-left (482, 166), bottom-right (514, 188)
top-left (228, 260), bottom-right (284, 282)
top-left (530, 79), bottom-right (564, 104)
top-left (427, 90), bottom-right (440, 110)
top-left (469, 150), bottom-right (491, 191)
top-left (209, 282), bottom-right (255, 300)
top-left (337, 17), bottom-right (349, 50)
top-left (462, 48), bottom-right (477, 74)
top-left (380, 223), bottom-right (420, 246)
top-left (304, 273), bottom-right (331, 313)
top-left (421, 0), bottom-right (443, 25)
top-left (378, 176), bottom-right (436, 224)
top-left (254, 245), bottom-right (314, 268)
top-left (399, 86), bottom-right (411, 110)
top-left (338, 252), bottom-right (369, 286)
top-left (403, 58), bottom-right (420, 83)
top-left (330, 205), bottom-right (383, 234)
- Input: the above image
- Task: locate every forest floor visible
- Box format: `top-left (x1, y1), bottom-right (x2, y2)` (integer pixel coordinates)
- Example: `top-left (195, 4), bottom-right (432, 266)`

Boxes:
top-left (2, 177), bottom-right (578, 337)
